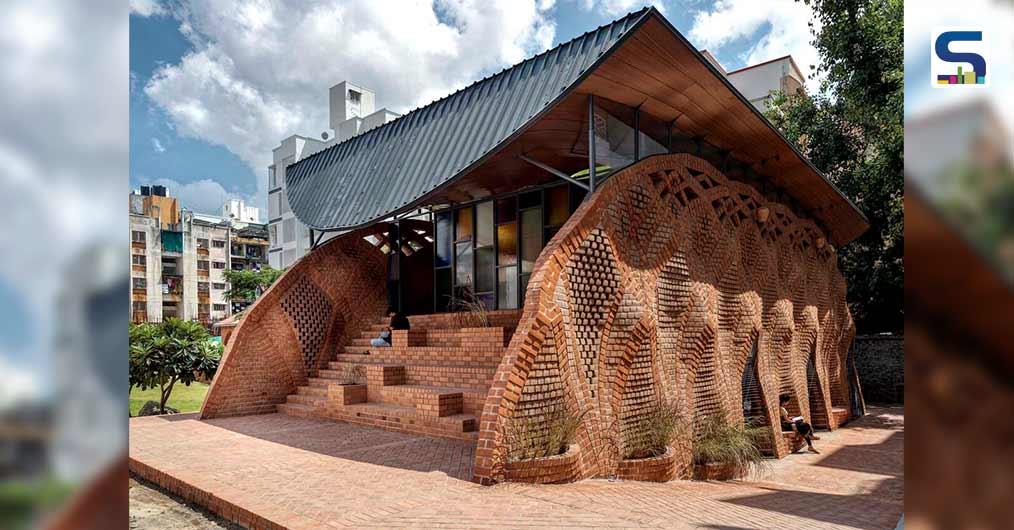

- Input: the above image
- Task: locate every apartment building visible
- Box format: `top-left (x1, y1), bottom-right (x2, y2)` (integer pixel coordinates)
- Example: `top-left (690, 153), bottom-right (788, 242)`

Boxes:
top-left (702, 52), bottom-right (806, 112)
top-left (268, 81), bottom-right (400, 269)
top-left (130, 187), bottom-right (268, 325)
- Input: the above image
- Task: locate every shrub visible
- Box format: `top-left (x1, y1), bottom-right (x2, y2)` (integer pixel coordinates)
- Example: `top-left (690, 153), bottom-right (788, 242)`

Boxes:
top-left (622, 402), bottom-right (684, 459)
top-left (503, 408), bottom-right (583, 462)
top-left (451, 286), bottom-right (491, 328)
top-left (692, 416), bottom-right (766, 475)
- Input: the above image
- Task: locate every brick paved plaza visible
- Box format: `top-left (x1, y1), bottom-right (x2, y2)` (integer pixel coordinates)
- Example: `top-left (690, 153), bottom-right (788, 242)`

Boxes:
top-left (129, 407), bottom-right (902, 529)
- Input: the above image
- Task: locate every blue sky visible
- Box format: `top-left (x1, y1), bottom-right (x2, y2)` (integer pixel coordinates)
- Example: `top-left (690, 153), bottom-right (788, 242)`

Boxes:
top-left (129, 0), bottom-right (823, 220)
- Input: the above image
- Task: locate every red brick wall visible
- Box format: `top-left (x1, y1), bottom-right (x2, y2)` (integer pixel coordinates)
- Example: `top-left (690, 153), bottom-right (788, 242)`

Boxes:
top-left (201, 228), bottom-right (389, 418)
top-left (474, 154), bottom-right (857, 483)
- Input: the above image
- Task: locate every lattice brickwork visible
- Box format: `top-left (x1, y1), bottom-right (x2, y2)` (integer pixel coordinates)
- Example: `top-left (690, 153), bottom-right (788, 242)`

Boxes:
top-left (474, 154), bottom-right (857, 483)
top-left (281, 276), bottom-right (333, 374)
top-left (201, 227), bottom-right (389, 418)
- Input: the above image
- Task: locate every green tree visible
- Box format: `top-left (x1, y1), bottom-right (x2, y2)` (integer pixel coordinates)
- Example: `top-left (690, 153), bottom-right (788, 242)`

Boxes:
top-left (222, 267), bottom-right (284, 302)
top-left (129, 319), bottom-right (222, 414)
top-left (766, 0), bottom-right (903, 332)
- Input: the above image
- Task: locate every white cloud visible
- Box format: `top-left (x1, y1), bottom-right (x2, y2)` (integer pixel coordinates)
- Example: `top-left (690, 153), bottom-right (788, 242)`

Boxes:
top-left (580, 0), bottom-right (665, 17)
top-left (137, 176), bottom-right (262, 221)
top-left (145, 0), bottom-right (556, 209)
top-left (689, 0), bottom-right (820, 91)
top-left (0, 357), bottom-right (40, 409)
top-left (130, 0), bottom-right (167, 17)
top-left (151, 137), bottom-right (166, 153)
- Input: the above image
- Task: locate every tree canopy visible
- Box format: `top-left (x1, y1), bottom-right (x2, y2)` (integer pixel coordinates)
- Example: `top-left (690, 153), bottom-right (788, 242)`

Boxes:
top-left (129, 318), bottom-right (222, 414)
top-left (766, 0), bottom-right (903, 333)
top-left (222, 267), bottom-right (284, 302)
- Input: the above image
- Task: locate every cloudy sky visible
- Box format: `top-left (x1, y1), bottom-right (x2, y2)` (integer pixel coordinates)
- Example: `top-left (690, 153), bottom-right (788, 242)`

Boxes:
top-left (129, 0), bottom-right (825, 220)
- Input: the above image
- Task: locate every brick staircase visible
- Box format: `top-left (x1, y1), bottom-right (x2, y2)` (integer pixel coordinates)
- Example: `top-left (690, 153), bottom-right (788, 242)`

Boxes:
top-left (277, 310), bottom-right (519, 441)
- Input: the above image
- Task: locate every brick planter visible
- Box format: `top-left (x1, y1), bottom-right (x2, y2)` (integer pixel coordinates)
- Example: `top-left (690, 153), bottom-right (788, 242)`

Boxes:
top-left (504, 444), bottom-right (581, 484)
top-left (615, 446), bottom-right (677, 482)
top-left (328, 384), bottom-right (367, 405)
top-left (692, 462), bottom-right (745, 481)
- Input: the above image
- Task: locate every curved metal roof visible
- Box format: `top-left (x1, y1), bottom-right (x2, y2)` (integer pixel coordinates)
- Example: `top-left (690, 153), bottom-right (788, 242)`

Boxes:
top-left (284, 8), bottom-right (650, 231)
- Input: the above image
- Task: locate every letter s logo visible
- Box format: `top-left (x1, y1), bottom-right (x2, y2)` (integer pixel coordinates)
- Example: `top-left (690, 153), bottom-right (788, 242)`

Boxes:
top-left (936, 31), bottom-right (986, 77)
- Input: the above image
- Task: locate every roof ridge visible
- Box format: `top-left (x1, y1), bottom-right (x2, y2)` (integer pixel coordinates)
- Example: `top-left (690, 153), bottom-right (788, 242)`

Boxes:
top-left (285, 6), bottom-right (652, 174)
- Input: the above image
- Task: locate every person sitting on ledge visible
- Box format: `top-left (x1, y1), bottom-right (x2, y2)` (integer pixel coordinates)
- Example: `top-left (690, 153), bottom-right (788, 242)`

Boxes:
top-left (369, 308), bottom-right (410, 348)
top-left (779, 393), bottom-right (820, 454)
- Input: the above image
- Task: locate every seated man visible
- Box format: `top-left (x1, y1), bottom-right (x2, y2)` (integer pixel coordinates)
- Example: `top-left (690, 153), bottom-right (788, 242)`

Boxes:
top-left (779, 393), bottom-right (820, 453)
top-left (369, 308), bottom-right (410, 348)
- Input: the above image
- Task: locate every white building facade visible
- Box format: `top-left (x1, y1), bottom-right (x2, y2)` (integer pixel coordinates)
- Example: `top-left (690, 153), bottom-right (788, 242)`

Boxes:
top-left (222, 198), bottom-right (260, 223)
top-left (268, 81), bottom-right (400, 269)
top-left (723, 55), bottom-right (806, 112)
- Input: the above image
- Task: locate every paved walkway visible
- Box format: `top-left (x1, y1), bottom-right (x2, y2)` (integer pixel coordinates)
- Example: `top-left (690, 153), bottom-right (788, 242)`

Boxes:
top-left (129, 407), bottom-right (903, 529)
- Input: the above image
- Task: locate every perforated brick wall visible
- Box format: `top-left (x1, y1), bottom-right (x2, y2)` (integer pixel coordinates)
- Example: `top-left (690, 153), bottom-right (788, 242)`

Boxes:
top-left (474, 154), bottom-right (857, 483)
top-left (201, 227), bottom-right (389, 419)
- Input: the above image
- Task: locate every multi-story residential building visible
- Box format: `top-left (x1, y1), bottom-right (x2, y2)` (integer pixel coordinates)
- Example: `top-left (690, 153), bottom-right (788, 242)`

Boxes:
top-left (268, 81), bottom-right (400, 269)
top-left (130, 188), bottom-right (268, 325)
top-left (706, 52), bottom-right (806, 112)
top-left (192, 213), bottom-right (233, 323)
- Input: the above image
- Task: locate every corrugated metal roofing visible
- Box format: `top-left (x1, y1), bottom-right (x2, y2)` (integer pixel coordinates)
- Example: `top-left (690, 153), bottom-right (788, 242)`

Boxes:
top-left (284, 8), bottom-right (650, 231)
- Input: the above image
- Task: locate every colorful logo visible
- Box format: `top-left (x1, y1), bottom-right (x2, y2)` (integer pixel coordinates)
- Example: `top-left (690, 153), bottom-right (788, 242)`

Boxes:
top-left (932, 28), bottom-right (988, 87)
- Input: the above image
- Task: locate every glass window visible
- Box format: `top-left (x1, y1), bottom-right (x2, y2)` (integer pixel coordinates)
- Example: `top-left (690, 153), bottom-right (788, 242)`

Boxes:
top-left (545, 185), bottom-right (570, 227)
top-left (197, 260), bottom-right (209, 270)
top-left (269, 192), bottom-right (281, 218)
top-left (497, 222), bottom-right (517, 266)
top-left (132, 277), bottom-right (146, 289)
top-left (213, 261), bottom-right (225, 269)
top-left (638, 111), bottom-right (669, 158)
top-left (474, 201), bottom-right (495, 294)
top-left (283, 218), bottom-right (296, 243)
top-left (519, 190), bottom-right (541, 210)
top-left (476, 201), bottom-right (494, 247)
top-left (497, 266), bottom-right (518, 309)
top-left (435, 211), bottom-right (452, 267)
top-left (131, 230), bottom-right (145, 242)
top-left (593, 97), bottom-right (636, 174)
top-left (132, 255), bottom-right (145, 265)
top-left (268, 166), bottom-right (276, 188)
top-left (197, 238), bottom-right (209, 249)
top-left (520, 208), bottom-right (542, 274)
top-left (213, 239), bottom-right (226, 248)
top-left (455, 241), bottom-right (473, 286)
top-left (496, 197), bottom-right (517, 224)
top-left (280, 190), bottom-right (291, 214)
top-left (455, 207), bottom-right (473, 242)
top-left (436, 268), bottom-right (452, 312)
top-left (476, 247), bottom-right (495, 293)
top-left (269, 224), bottom-right (278, 247)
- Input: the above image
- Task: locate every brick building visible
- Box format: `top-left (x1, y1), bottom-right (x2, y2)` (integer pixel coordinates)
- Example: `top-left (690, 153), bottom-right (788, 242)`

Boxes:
top-left (202, 8), bottom-right (869, 485)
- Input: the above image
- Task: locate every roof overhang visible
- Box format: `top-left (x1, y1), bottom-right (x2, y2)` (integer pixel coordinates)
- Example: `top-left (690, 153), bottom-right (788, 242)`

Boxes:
top-left (286, 7), bottom-right (868, 246)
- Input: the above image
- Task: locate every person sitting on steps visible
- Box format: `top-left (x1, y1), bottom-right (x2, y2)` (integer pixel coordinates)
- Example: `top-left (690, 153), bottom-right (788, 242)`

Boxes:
top-left (779, 393), bottom-right (820, 454)
top-left (369, 308), bottom-right (410, 348)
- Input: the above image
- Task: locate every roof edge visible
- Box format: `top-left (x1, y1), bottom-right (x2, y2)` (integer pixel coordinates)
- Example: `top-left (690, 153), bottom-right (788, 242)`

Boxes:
top-left (293, 7), bottom-right (655, 233)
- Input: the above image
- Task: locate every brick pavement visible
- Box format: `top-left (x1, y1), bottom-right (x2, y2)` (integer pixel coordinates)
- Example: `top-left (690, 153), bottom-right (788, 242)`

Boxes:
top-left (129, 407), bottom-right (903, 529)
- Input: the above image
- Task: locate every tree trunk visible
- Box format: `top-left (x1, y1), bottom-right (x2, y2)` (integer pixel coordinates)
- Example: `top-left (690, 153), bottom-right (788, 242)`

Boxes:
top-left (160, 378), bottom-right (177, 414)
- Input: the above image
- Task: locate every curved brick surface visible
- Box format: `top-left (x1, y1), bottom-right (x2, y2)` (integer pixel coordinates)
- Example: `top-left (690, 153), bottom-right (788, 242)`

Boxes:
top-left (202, 227), bottom-right (389, 418)
top-left (475, 154), bottom-right (857, 484)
